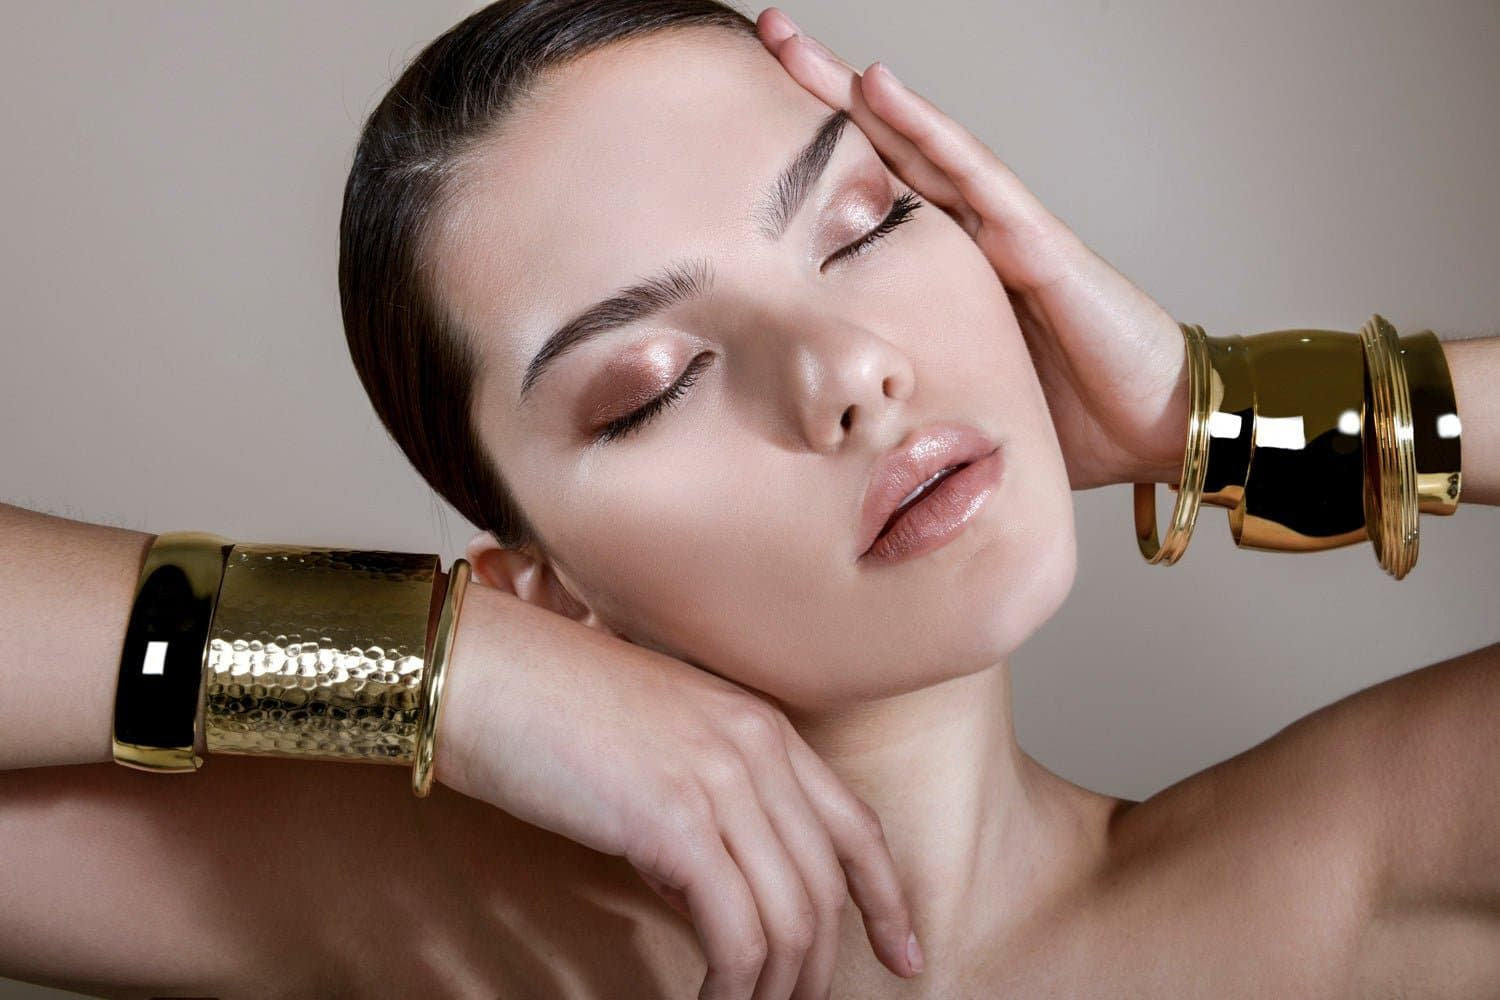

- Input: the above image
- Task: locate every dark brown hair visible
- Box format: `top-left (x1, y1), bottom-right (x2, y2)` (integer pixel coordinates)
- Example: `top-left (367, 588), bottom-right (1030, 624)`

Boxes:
top-left (339, 0), bottom-right (757, 551)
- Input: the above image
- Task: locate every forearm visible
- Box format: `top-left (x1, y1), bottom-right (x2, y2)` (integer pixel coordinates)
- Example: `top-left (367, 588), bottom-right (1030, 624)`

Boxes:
top-left (1443, 335), bottom-right (1499, 507)
top-left (0, 502), bottom-right (158, 770)
top-left (0, 754), bottom-right (430, 996)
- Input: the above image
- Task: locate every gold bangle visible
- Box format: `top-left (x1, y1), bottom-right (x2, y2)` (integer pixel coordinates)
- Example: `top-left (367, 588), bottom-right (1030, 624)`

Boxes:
top-left (202, 543), bottom-right (441, 765)
top-left (1233, 327), bottom-right (1368, 551)
top-left (1360, 314), bottom-right (1420, 578)
top-left (1398, 329), bottom-right (1462, 516)
top-left (1143, 315), bottom-right (1459, 576)
top-left (112, 531), bottom-right (232, 773)
top-left (1199, 332), bottom-right (1256, 514)
top-left (412, 558), bottom-right (471, 798)
top-left (1134, 322), bottom-right (1212, 564)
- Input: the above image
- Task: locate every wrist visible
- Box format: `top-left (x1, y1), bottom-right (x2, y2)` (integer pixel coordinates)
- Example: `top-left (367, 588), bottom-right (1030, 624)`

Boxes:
top-left (431, 578), bottom-right (494, 799)
top-left (1133, 340), bottom-right (1191, 485)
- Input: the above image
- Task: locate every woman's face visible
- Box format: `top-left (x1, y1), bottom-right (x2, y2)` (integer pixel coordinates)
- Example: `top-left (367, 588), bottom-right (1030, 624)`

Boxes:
top-left (430, 28), bottom-right (1077, 712)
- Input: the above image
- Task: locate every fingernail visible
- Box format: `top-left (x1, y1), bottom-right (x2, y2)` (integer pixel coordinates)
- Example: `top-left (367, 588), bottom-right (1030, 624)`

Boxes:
top-left (875, 61), bottom-right (903, 88)
top-left (778, 10), bottom-right (802, 35)
top-left (906, 930), bottom-right (925, 975)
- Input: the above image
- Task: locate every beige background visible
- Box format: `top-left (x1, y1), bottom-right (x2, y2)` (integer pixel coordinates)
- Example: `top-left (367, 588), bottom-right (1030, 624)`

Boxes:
top-left (2, 1), bottom-right (1497, 995)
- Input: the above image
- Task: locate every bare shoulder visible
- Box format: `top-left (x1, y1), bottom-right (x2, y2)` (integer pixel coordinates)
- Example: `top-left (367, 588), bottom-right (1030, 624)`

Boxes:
top-left (1091, 639), bottom-right (1500, 996)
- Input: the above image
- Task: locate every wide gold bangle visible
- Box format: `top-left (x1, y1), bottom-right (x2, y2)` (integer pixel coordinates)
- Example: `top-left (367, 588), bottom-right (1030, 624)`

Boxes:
top-left (1199, 332), bottom-right (1256, 515)
top-left (412, 557), bottom-right (470, 798)
top-left (1234, 327), bottom-right (1368, 552)
top-left (202, 543), bottom-right (441, 766)
top-left (1140, 314), bottom-right (1461, 579)
top-left (112, 531), bottom-right (233, 773)
top-left (1398, 329), bottom-right (1462, 516)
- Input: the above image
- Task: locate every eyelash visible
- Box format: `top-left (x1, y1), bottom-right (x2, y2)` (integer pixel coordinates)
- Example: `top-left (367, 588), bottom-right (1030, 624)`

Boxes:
top-left (592, 189), bottom-right (925, 446)
top-left (823, 189), bottom-right (924, 268)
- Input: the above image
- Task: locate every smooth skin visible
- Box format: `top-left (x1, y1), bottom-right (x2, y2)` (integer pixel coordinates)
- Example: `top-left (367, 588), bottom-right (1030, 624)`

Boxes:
top-left (3, 7), bottom-right (1499, 1000)
top-left (757, 12), bottom-right (1195, 494)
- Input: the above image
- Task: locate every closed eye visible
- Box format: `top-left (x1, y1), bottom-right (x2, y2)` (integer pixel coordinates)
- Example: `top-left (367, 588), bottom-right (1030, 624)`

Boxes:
top-left (591, 189), bottom-right (925, 446)
top-left (821, 188), bottom-right (924, 271)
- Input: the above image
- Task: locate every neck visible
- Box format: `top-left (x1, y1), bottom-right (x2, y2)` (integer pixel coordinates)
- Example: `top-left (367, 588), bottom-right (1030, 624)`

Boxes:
top-left (779, 661), bottom-right (1124, 991)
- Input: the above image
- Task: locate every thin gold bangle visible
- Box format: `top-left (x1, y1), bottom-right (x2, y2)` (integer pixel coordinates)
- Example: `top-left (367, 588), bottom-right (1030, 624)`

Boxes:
top-left (413, 558), bottom-right (471, 798)
top-left (1360, 314), bottom-right (1420, 578)
top-left (1134, 322), bottom-right (1213, 564)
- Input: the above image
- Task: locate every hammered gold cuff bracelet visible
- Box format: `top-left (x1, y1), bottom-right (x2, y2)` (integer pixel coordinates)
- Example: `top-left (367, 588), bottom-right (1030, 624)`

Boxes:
top-left (113, 536), bottom-right (472, 797)
top-left (1135, 313), bottom-right (1462, 578)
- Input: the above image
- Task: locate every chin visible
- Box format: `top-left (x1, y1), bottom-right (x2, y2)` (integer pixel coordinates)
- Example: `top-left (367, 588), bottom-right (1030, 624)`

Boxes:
top-left (954, 497), bottom-right (1079, 669)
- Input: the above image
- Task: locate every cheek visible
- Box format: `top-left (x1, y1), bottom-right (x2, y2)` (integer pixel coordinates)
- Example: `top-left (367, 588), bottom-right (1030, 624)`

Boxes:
top-left (538, 455), bottom-right (806, 642)
top-left (887, 216), bottom-right (1034, 389)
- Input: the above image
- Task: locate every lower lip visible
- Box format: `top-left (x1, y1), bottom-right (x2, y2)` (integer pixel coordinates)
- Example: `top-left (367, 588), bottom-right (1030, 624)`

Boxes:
top-left (861, 446), bottom-right (1003, 565)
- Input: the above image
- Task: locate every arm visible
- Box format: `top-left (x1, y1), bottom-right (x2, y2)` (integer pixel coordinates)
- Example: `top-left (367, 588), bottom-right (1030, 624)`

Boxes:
top-left (0, 502), bottom-right (462, 992)
top-left (0, 502), bottom-right (158, 770)
top-left (0, 503), bottom-right (450, 770)
top-left (1443, 335), bottom-right (1499, 507)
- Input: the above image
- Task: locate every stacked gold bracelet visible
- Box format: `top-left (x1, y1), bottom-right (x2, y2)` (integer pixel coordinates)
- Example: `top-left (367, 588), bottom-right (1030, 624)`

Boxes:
top-left (1135, 314), bottom-right (1462, 579)
top-left (112, 536), bottom-right (472, 798)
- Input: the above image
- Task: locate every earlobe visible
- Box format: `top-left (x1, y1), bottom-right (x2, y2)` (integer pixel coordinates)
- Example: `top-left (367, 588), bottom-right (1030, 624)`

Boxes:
top-left (463, 530), bottom-right (616, 634)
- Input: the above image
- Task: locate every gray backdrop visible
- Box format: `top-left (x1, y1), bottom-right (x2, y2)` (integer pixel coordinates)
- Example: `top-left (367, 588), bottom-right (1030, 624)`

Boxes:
top-left (3, 2), bottom-right (1497, 995)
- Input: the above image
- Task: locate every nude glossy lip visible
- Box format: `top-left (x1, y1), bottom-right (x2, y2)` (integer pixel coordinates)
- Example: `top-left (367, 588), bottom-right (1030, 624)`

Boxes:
top-left (856, 422), bottom-right (1002, 562)
top-left (861, 447), bottom-right (1003, 563)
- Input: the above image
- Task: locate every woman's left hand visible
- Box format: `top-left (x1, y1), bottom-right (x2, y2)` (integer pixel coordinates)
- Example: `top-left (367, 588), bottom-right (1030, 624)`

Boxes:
top-left (757, 7), bottom-right (1190, 491)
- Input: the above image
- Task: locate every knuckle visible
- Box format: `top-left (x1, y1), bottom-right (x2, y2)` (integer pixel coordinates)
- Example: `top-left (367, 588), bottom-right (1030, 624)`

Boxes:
top-left (696, 745), bottom-right (750, 796)
top-left (661, 780), bottom-right (715, 840)
top-left (726, 702), bottom-right (783, 751)
top-left (849, 799), bottom-right (886, 842)
top-left (771, 905), bottom-right (818, 953)
top-left (724, 931), bottom-right (769, 977)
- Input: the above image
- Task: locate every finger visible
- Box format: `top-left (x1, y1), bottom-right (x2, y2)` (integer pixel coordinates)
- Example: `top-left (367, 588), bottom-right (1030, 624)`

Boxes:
top-left (757, 11), bottom-right (1083, 294)
top-left (733, 718), bottom-right (857, 996)
top-left (755, 10), bottom-right (967, 225)
top-left (705, 752), bottom-right (819, 999)
top-left (672, 821), bottom-right (770, 1000)
top-left (777, 718), bottom-right (921, 979)
top-left (854, 60), bottom-right (1084, 292)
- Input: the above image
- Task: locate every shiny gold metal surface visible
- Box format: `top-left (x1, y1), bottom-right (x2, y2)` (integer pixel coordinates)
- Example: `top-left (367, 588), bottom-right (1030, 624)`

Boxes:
top-left (1135, 322), bottom-right (1212, 564)
top-left (412, 558), bottom-right (471, 797)
top-left (113, 531), bottom-right (232, 773)
top-left (203, 543), bottom-right (440, 765)
top-left (1135, 315), bottom-right (1460, 575)
top-left (1398, 329), bottom-right (1462, 516)
top-left (1360, 315), bottom-right (1419, 578)
top-left (1199, 332), bottom-right (1256, 513)
top-left (1234, 328), bottom-right (1368, 552)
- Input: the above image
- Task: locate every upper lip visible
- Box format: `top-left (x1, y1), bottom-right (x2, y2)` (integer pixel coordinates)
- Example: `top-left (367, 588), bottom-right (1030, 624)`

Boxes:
top-left (857, 421), bottom-right (999, 557)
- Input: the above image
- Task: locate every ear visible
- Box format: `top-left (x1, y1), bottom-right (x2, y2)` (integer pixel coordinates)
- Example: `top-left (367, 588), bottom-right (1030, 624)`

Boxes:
top-left (464, 530), bottom-right (615, 633)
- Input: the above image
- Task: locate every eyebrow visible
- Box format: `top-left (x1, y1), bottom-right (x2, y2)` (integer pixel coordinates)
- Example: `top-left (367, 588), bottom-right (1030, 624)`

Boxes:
top-left (518, 107), bottom-right (853, 404)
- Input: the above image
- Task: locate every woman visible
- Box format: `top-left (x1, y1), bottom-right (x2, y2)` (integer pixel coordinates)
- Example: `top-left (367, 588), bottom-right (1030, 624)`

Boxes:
top-left (335, 0), bottom-right (1499, 996)
top-left (1, 1), bottom-right (1495, 997)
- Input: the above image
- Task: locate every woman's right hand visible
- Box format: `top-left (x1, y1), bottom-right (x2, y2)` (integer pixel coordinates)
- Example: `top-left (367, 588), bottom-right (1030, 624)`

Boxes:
top-left (431, 579), bottom-right (922, 999)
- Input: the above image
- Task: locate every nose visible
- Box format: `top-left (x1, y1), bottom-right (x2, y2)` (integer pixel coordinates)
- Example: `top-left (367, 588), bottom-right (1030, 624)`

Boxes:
top-left (783, 318), bottom-right (916, 453)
